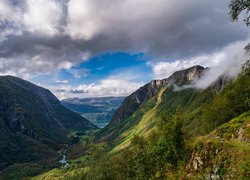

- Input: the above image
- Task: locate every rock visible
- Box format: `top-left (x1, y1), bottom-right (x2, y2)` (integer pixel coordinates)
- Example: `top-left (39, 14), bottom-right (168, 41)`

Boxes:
top-left (238, 127), bottom-right (244, 141)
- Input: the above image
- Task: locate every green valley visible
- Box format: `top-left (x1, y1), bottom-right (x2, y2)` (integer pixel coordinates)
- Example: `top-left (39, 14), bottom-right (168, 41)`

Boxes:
top-left (61, 97), bottom-right (124, 128)
top-left (27, 59), bottom-right (250, 180)
top-left (0, 0), bottom-right (249, 179)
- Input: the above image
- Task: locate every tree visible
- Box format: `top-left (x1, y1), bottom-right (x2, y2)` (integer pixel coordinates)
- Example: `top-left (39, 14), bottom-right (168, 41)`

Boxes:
top-left (159, 108), bottom-right (184, 164)
top-left (229, 0), bottom-right (250, 26)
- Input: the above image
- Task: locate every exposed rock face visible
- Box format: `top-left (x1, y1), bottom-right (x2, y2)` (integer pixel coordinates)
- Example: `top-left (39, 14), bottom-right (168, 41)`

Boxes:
top-left (0, 75), bottom-right (96, 169)
top-left (167, 65), bottom-right (205, 85)
top-left (211, 74), bottom-right (232, 93)
top-left (107, 65), bottom-right (205, 127)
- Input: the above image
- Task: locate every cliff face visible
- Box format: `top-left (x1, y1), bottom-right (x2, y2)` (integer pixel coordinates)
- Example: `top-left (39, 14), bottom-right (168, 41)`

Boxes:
top-left (107, 65), bottom-right (205, 127)
top-left (0, 76), bottom-right (96, 169)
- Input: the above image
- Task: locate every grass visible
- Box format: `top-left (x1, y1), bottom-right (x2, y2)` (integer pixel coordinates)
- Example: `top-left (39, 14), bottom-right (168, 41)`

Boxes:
top-left (187, 112), bottom-right (250, 179)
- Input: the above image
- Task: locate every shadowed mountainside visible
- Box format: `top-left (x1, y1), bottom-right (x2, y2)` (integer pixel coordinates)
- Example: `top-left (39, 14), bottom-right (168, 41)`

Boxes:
top-left (0, 76), bottom-right (96, 170)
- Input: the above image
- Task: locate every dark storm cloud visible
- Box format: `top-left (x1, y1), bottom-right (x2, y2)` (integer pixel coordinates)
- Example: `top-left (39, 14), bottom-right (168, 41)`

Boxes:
top-left (0, 0), bottom-right (249, 76)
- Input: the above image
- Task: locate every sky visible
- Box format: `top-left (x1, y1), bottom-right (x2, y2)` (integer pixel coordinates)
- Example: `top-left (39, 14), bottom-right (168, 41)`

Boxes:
top-left (0, 0), bottom-right (249, 99)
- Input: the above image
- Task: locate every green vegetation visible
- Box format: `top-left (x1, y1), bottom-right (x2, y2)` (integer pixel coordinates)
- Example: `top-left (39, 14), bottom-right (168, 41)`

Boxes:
top-left (187, 112), bottom-right (250, 179)
top-left (202, 61), bottom-right (250, 132)
top-left (229, 0), bottom-right (250, 25)
top-left (0, 76), bottom-right (96, 179)
top-left (33, 110), bottom-right (187, 179)
top-left (61, 97), bottom-right (124, 128)
top-left (1, 61), bottom-right (250, 179)
top-left (30, 61), bottom-right (250, 179)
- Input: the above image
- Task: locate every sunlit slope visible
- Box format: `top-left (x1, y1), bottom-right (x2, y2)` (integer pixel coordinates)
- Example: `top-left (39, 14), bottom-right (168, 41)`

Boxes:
top-left (97, 66), bottom-right (206, 142)
top-left (110, 86), bottom-right (215, 152)
top-left (186, 111), bottom-right (250, 178)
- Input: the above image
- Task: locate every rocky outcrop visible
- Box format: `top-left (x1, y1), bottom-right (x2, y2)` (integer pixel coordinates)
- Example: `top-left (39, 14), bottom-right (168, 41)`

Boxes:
top-left (211, 74), bottom-right (232, 93)
top-left (186, 112), bottom-right (250, 179)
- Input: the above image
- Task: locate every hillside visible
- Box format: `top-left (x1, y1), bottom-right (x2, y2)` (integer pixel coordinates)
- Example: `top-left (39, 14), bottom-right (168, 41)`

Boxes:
top-left (32, 111), bottom-right (250, 180)
top-left (97, 65), bottom-right (206, 143)
top-left (0, 76), bottom-right (96, 172)
top-left (30, 61), bottom-right (250, 179)
top-left (61, 97), bottom-right (124, 128)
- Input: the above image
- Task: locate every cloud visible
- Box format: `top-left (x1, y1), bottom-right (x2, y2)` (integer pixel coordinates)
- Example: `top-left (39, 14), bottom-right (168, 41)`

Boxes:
top-left (70, 78), bottom-right (143, 97)
top-left (150, 53), bottom-right (224, 79)
top-left (151, 40), bottom-right (250, 89)
top-left (23, 0), bottom-right (64, 35)
top-left (0, 0), bottom-right (249, 78)
top-left (69, 68), bottom-right (90, 79)
top-left (194, 40), bottom-right (250, 89)
top-left (55, 79), bottom-right (68, 84)
top-left (66, 0), bottom-right (103, 40)
top-left (44, 77), bottom-right (144, 99)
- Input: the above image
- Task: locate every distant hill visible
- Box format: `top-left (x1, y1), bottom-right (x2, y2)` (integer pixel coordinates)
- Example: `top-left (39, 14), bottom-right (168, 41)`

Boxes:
top-left (0, 76), bottom-right (96, 170)
top-left (61, 97), bottom-right (125, 128)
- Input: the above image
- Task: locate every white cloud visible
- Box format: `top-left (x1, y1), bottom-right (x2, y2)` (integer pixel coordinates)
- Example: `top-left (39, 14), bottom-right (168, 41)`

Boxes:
top-left (0, 0), bottom-right (249, 91)
top-left (55, 79), bottom-right (68, 84)
top-left (57, 61), bottom-right (73, 70)
top-left (150, 54), bottom-right (223, 79)
top-left (23, 0), bottom-right (63, 35)
top-left (0, 0), bottom-right (63, 36)
top-left (0, 0), bottom-right (14, 21)
top-left (70, 78), bottom-right (143, 98)
top-left (45, 77), bottom-right (144, 99)
top-left (0, 0), bottom-right (21, 23)
top-left (194, 40), bottom-right (250, 89)
top-left (66, 0), bottom-right (103, 40)
top-left (150, 40), bottom-right (250, 89)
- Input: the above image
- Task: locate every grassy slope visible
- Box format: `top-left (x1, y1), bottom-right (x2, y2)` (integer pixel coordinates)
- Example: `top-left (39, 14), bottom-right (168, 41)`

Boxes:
top-left (31, 112), bottom-right (250, 180)
top-left (186, 112), bottom-right (250, 179)
top-left (109, 86), bottom-right (214, 152)
top-left (26, 63), bottom-right (250, 179)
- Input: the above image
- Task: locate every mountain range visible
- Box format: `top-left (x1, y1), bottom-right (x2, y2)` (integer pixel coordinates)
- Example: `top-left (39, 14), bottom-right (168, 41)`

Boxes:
top-left (36, 61), bottom-right (249, 179)
top-left (0, 61), bottom-right (249, 179)
top-left (61, 97), bottom-right (124, 128)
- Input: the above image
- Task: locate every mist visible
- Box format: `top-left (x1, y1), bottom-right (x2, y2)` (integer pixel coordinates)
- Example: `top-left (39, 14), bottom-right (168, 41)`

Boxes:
top-left (194, 41), bottom-right (249, 89)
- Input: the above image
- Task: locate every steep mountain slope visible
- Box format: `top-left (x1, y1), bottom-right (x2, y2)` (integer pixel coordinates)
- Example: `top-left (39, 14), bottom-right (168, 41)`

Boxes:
top-left (61, 97), bottom-right (124, 128)
top-left (0, 76), bottom-right (96, 170)
top-left (111, 65), bottom-right (204, 125)
top-left (186, 111), bottom-right (250, 178)
top-left (97, 65), bottom-right (206, 142)
top-left (32, 61), bottom-right (250, 179)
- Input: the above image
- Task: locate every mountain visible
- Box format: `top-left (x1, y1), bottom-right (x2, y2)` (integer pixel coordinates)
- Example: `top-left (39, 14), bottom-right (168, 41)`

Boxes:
top-left (0, 76), bottom-right (96, 170)
top-left (98, 65), bottom-right (206, 142)
top-left (61, 97), bottom-right (125, 128)
top-left (33, 62), bottom-right (250, 179)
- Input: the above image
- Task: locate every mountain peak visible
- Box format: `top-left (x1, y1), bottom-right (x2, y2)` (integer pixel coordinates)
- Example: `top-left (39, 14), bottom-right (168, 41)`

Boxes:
top-left (167, 65), bottom-right (205, 85)
top-left (150, 65), bottom-right (205, 89)
top-left (99, 65), bottom-right (206, 140)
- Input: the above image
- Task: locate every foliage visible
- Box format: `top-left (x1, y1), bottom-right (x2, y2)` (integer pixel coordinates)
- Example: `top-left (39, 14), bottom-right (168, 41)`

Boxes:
top-left (187, 111), bottom-right (250, 179)
top-left (112, 109), bottom-right (186, 179)
top-left (202, 61), bottom-right (250, 132)
top-left (229, 0), bottom-right (250, 26)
